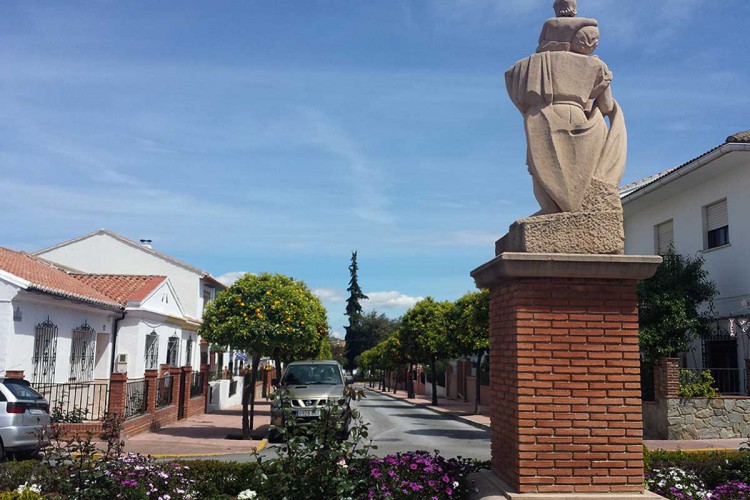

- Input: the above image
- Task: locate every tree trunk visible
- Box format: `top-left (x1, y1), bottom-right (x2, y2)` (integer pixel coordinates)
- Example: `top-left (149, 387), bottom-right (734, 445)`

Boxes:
top-left (430, 356), bottom-right (438, 406)
top-left (475, 351), bottom-right (484, 415)
top-left (393, 367), bottom-right (398, 394)
top-left (241, 371), bottom-right (251, 438)
top-left (245, 354), bottom-right (261, 438)
top-left (274, 354), bottom-right (282, 382)
top-left (407, 363), bottom-right (415, 399)
top-left (463, 359), bottom-right (468, 402)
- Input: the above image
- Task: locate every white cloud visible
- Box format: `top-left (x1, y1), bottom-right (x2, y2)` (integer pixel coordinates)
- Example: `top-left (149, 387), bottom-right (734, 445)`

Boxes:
top-left (363, 291), bottom-right (424, 311)
top-left (215, 271), bottom-right (253, 286)
top-left (312, 287), bottom-right (346, 302)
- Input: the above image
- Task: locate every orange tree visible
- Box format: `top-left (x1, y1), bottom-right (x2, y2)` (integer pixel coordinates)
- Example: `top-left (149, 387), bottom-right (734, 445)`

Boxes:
top-left (398, 297), bottom-right (454, 405)
top-left (447, 290), bottom-right (489, 414)
top-left (200, 273), bottom-right (330, 438)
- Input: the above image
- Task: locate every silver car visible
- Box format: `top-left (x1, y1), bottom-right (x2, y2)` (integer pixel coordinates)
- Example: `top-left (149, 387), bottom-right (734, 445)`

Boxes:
top-left (270, 360), bottom-right (352, 440)
top-left (0, 378), bottom-right (50, 460)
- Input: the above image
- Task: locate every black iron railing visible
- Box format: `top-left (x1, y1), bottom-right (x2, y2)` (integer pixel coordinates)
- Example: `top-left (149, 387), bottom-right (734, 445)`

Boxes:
top-left (125, 379), bottom-right (148, 419)
top-left (34, 382), bottom-right (110, 421)
top-left (156, 376), bottom-right (173, 408)
top-left (681, 368), bottom-right (743, 395)
top-left (190, 372), bottom-right (204, 398)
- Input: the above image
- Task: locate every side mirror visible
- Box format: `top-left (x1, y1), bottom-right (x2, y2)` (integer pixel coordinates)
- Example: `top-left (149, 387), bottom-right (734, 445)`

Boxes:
top-left (345, 376), bottom-right (354, 386)
top-left (271, 378), bottom-right (279, 387)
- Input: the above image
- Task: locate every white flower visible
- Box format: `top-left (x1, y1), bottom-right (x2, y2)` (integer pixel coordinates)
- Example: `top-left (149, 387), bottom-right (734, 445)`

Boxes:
top-left (453, 481), bottom-right (459, 488)
top-left (238, 490), bottom-right (258, 500)
top-left (17, 482), bottom-right (42, 494)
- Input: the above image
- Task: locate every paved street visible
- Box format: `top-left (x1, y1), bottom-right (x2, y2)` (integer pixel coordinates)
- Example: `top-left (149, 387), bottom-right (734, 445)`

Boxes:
top-left (358, 389), bottom-right (490, 460)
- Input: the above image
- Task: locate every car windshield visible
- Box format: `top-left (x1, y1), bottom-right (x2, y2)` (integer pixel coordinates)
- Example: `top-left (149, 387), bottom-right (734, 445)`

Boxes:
top-left (281, 364), bottom-right (342, 385)
top-left (2, 380), bottom-right (45, 400)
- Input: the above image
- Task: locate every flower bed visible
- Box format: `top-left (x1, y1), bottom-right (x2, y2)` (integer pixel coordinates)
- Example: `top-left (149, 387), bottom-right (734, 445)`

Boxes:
top-left (645, 448), bottom-right (750, 500)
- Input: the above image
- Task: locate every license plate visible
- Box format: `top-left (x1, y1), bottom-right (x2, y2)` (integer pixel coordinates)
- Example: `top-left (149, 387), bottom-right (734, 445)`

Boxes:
top-left (29, 408), bottom-right (45, 415)
top-left (296, 410), bottom-right (320, 418)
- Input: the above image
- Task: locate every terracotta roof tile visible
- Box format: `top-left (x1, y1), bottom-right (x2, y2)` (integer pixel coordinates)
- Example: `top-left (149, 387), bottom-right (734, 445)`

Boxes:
top-left (71, 274), bottom-right (167, 305)
top-left (0, 247), bottom-right (122, 309)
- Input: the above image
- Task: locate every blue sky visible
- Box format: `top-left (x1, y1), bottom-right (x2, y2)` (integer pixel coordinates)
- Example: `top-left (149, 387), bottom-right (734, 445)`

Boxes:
top-left (1, 1), bottom-right (748, 337)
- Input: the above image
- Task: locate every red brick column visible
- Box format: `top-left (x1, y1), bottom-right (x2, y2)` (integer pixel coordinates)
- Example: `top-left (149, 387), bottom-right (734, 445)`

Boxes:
top-left (654, 358), bottom-right (679, 400)
top-left (4, 370), bottom-right (24, 380)
top-left (144, 369), bottom-right (158, 413)
top-left (109, 372), bottom-right (128, 416)
top-left (182, 366), bottom-right (193, 404)
top-left (472, 253), bottom-right (661, 496)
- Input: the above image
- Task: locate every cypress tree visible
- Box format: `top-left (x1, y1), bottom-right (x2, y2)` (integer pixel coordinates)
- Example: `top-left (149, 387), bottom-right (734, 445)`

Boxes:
top-left (344, 251), bottom-right (368, 369)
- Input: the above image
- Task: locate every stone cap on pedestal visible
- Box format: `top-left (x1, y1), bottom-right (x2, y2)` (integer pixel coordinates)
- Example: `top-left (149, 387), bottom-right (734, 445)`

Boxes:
top-left (471, 252), bottom-right (662, 289)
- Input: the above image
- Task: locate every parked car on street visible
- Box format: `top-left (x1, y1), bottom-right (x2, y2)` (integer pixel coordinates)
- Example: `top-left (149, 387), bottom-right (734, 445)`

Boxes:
top-left (269, 360), bottom-right (353, 441)
top-left (0, 378), bottom-right (50, 460)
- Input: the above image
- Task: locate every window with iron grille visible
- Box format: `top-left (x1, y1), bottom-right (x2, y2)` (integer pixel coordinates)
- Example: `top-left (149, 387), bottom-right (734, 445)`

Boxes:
top-left (145, 332), bottom-right (159, 370)
top-left (202, 285), bottom-right (216, 311)
top-left (33, 319), bottom-right (58, 385)
top-left (185, 336), bottom-right (193, 366)
top-left (705, 199), bottom-right (729, 250)
top-left (654, 219), bottom-right (674, 255)
top-left (69, 322), bottom-right (96, 382)
top-left (166, 336), bottom-right (180, 367)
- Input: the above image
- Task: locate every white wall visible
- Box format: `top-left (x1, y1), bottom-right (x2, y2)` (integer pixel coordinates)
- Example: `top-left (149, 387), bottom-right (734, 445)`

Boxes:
top-left (37, 233), bottom-right (204, 319)
top-left (2, 291), bottom-right (115, 382)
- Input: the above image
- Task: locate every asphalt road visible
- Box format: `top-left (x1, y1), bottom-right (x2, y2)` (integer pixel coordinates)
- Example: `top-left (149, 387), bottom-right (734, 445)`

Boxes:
top-left (357, 389), bottom-right (490, 460)
top-left (191, 389), bottom-right (490, 462)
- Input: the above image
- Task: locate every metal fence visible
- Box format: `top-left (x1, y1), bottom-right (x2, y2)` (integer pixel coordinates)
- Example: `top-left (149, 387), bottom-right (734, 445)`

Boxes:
top-left (229, 378), bottom-right (238, 397)
top-left (125, 379), bottom-right (148, 419)
top-left (190, 371), bottom-right (204, 398)
top-left (156, 376), bottom-right (173, 408)
top-left (33, 382), bottom-right (110, 421)
top-left (682, 368), bottom-right (743, 395)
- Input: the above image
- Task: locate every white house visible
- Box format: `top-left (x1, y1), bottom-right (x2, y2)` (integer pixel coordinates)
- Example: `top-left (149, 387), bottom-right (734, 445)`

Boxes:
top-left (35, 229), bottom-right (226, 369)
top-left (0, 247), bottom-right (198, 383)
top-left (622, 130), bottom-right (750, 393)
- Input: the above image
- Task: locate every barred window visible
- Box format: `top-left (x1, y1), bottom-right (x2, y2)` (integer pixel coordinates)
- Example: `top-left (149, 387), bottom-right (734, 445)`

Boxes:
top-left (166, 335), bottom-right (180, 367)
top-left (185, 336), bottom-right (193, 366)
top-left (33, 319), bottom-right (58, 385)
top-left (69, 322), bottom-right (96, 382)
top-left (145, 332), bottom-right (159, 370)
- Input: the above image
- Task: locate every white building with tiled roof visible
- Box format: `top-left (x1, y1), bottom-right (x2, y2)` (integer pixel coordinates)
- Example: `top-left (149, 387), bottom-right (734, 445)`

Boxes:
top-left (0, 247), bottom-right (197, 384)
top-left (622, 131), bottom-right (750, 394)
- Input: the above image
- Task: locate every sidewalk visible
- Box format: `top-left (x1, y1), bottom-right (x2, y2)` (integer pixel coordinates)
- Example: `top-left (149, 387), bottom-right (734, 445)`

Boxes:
top-left (365, 387), bottom-right (747, 452)
top-left (121, 401), bottom-right (270, 458)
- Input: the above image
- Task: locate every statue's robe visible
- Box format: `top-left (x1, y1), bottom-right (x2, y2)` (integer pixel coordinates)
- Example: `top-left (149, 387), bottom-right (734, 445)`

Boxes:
top-left (505, 51), bottom-right (626, 213)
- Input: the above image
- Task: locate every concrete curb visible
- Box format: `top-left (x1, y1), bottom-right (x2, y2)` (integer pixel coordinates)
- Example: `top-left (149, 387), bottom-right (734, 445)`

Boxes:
top-left (365, 387), bottom-right (491, 432)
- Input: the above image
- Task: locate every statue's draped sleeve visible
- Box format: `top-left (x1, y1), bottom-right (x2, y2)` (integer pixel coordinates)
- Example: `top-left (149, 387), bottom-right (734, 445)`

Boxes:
top-left (505, 51), bottom-right (553, 115)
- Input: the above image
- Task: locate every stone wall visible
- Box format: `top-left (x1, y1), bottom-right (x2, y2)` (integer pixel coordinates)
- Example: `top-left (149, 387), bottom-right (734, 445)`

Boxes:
top-left (667, 398), bottom-right (750, 440)
top-left (644, 357), bottom-right (750, 439)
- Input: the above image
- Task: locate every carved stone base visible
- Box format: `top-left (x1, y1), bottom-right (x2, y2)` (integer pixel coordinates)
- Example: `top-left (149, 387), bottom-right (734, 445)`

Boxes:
top-left (495, 210), bottom-right (624, 255)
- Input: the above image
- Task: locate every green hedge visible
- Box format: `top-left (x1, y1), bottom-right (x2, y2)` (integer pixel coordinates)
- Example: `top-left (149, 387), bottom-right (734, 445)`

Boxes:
top-left (645, 448), bottom-right (750, 488)
top-left (173, 460), bottom-right (259, 498)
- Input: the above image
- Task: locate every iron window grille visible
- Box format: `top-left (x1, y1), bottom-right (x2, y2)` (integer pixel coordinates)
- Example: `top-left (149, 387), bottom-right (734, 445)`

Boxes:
top-left (69, 322), bottom-right (96, 382)
top-left (166, 335), bottom-right (180, 367)
top-left (32, 319), bottom-right (58, 385)
top-left (185, 336), bottom-right (193, 367)
top-left (145, 332), bottom-right (159, 370)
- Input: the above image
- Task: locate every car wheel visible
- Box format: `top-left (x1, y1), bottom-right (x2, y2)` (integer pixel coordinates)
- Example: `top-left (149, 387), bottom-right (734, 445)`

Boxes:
top-left (0, 439), bottom-right (5, 462)
top-left (14, 448), bottom-right (40, 461)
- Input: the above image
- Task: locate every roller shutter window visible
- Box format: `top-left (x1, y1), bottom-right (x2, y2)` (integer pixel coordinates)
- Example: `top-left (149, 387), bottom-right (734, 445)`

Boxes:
top-left (655, 220), bottom-right (674, 255)
top-left (705, 199), bottom-right (729, 249)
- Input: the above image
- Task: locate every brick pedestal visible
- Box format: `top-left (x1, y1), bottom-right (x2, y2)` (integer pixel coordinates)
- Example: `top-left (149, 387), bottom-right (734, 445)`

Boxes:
top-left (472, 252), bottom-right (661, 496)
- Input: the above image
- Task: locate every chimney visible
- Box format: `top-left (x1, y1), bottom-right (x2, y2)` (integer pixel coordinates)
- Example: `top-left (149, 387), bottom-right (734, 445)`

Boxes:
top-left (139, 239), bottom-right (153, 249)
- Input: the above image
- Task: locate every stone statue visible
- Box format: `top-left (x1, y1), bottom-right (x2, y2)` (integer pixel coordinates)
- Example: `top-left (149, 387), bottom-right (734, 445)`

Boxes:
top-left (496, 0), bottom-right (627, 255)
